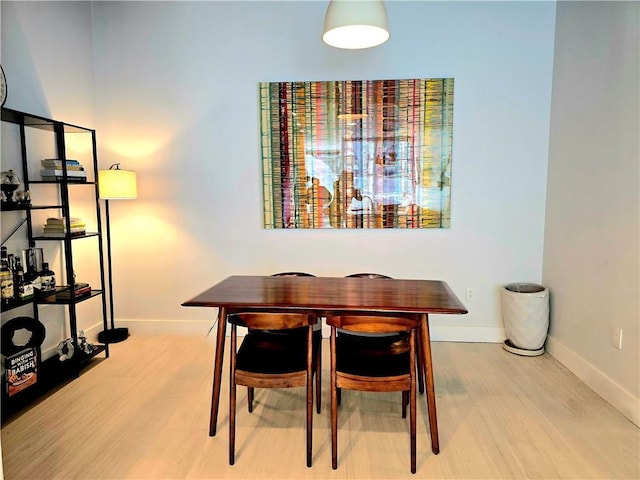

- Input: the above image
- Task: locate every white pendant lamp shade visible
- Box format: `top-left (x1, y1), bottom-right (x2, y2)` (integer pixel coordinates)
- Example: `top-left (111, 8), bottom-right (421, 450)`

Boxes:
top-left (322, 0), bottom-right (390, 49)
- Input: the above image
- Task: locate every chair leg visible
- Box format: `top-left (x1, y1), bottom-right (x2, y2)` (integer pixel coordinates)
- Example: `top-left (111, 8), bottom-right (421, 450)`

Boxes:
top-left (402, 391), bottom-right (408, 419)
top-left (410, 388), bottom-right (417, 472)
top-left (307, 326), bottom-right (313, 468)
top-left (229, 325), bottom-right (237, 466)
top-left (330, 327), bottom-right (338, 470)
top-left (410, 331), bottom-right (417, 474)
top-left (416, 348), bottom-right (425, 395)
top-left (247, 387), bottom-right (254, 413)
top-left (315, 345), bottom-right (322, 414)
top-left (307, 378), bottom-right (313, 466)
top-left (337, 388), bottom-right (342, 406)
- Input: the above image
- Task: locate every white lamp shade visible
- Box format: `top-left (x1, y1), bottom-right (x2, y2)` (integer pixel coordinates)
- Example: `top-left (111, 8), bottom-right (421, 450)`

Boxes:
top-left (98, 169), bottom-right (137, 200)
top-left (322, 0), bottom-right (390, 49)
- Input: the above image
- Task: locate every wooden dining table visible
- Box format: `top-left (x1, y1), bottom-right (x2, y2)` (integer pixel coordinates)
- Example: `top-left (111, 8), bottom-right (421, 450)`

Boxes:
top-left (182, 275), bottom-right (468, 454)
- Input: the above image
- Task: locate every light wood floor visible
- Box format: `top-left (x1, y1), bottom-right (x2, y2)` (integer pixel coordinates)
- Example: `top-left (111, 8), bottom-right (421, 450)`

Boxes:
top-left (1, 334), bottom-right (638, 480)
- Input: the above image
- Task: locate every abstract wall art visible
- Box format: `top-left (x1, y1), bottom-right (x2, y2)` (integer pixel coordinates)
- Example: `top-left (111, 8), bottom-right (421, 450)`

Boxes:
top-left (259, 78), bottom-right (454, 229)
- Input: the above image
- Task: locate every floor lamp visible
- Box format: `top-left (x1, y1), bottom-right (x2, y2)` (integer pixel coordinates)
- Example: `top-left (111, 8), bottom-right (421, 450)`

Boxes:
top-left (97, 164), bottom-right (137, 344)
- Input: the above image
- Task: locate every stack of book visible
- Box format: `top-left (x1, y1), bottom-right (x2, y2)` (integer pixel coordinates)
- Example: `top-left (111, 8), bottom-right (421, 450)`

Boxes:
top-left (42, 217), bottom-right (86, 237)
top-left (56, 282), bottom-right (91, 300)
top-left (40, 159), bottom-right (87, 182)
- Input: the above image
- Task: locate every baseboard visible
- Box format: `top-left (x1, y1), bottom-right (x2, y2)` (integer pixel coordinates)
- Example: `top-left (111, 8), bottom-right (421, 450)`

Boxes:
top-left (546, 335), bottom-right (640, 427)
top-left (430, 322), bottom-right (506, 343)
top-left (117, 318), bottom-right (505, 342)
top-left (321, 321), bottom-right (505, 342)
top-left (42, 320), bottom-right (214, 360)
top-left (117, 318), bottom-right (214, 336)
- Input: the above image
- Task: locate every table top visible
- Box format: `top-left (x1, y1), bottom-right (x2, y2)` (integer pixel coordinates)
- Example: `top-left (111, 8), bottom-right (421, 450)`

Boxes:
top-left (182, 275), bottom-right (468, 316)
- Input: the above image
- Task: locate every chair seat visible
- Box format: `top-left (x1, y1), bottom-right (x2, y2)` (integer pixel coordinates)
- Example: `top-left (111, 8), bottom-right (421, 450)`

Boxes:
top-left (237, 329), bottom-right (321, 375)
top-left (336, 332), bottom-right (410, 378)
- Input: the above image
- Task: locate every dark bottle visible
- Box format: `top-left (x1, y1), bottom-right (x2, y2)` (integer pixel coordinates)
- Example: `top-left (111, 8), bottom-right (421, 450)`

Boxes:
top-left (22, 247), bottom-right (43, 293)
top-left (16, 268), bottom-right (34, 301)
top-left (12, 257), bottom-right (21, 301)
top-left (7, 253), bottom-right (15, 296)
top-left (39, 262), bottom-right (56, 293)
top-left (1, 246), bottom-right (15, 306)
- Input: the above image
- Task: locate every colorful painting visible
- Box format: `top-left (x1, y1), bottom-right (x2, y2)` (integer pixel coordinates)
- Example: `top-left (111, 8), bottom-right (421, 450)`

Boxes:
top-left (259, 78), bottom-right (454, 229)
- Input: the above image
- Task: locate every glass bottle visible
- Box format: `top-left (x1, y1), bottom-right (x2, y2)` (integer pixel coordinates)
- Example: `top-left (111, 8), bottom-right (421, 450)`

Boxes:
top-left (16, 267), bottom-right (34, 301)
top-left (12, 258), bottom-right (21, 301)
top-left (39, 262), bottom-right (56, 293)
top-left (22, 247), bottom-right (43, 291)
top-left (1, 246), bottom-right (15, 306)
top-left (6, 253), bottom-right (15, 297)
top-left (1, 169), bottom-right (21, 203)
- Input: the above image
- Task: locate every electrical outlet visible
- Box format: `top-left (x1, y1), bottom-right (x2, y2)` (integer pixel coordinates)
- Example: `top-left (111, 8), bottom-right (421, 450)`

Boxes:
top-left (465, 287), bottom-right (474, 302)
top-left (612, 328), bottom-right (623, 350)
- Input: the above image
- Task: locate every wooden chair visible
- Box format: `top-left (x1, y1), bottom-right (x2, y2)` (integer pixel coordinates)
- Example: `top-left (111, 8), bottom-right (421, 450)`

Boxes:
top-left (229, 312), bottom-right (320, 467)
top-left (344, 273), bottom-right (425, 396)
top-left (235, 272), bottom-right (322, 414)
top-left (328, 314), bottom-right (421, 474)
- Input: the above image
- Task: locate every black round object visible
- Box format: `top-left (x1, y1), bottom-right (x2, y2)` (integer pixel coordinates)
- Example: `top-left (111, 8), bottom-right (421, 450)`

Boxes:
top-left (0, 65), bottom-right (7, 108)
top-left (1, 316), bottom-right (46, 356)
top-left (97, 327), bottom-right (129, 344)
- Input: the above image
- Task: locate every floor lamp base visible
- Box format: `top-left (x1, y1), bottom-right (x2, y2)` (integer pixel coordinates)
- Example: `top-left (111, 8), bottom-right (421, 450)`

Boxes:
top-left (98, 327), bottom-right (130, 344)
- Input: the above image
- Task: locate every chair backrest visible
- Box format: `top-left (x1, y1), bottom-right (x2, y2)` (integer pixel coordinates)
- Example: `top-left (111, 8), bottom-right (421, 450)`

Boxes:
top-left (326, 315), bottom-right (419, 334)
top-left (231, 312), bottom-right (315, 331)
top-left (232, 273), bottom-right (316, 330)
top-left (345, 273), bottom-right (392, 279)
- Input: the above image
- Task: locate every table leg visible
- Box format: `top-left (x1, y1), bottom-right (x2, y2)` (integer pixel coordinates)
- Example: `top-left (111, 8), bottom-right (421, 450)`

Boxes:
top-left (420, 313), bottom-right (440, 454)
top-left (209, 307), bottom-right (227, 436)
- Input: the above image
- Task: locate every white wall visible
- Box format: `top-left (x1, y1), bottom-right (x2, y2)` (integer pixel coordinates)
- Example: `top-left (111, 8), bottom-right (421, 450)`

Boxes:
top-left (88, 0), bottom-right (556, 339)
top-left (2, 2), bottom-right (556, 341)
top-left (0, 1), bottom-right (95, 126)
top-left (1, 1), bottom-right (100, 358)
top-left (543, 1), bottom-right (639, 425)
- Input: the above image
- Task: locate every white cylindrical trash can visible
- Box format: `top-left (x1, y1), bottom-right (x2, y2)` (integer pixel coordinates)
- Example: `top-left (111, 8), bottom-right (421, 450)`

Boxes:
top-left (501, 283), bottom-right (549, 356)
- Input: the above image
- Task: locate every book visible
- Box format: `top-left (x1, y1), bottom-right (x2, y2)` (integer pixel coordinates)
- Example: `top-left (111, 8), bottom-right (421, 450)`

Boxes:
top-left (40, 169), bottom-right (87, 177)
top-left (42, 227), bottom-right (85, 231)
top-left (40, 231), bottom-right (86, 238)
top-left (56, 283), bottom-right (91, 299)
top-left (42, 165), bottom-right (84, 171)
top-left (42, 226), bottom-right (86, 233)
top-left (40, 176), bottom-right (87, 183)
top-left (46, 217), bottom-right (85, 225)
top-left (41, 159), bottom-right (84, 169)
top-left (41, 158), bottom-right (82, 165)
top-left (6, 348), bottom-right (38, 397)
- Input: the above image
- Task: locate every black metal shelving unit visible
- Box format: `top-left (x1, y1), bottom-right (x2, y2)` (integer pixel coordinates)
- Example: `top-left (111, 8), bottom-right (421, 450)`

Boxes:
top-left (1, 107), bottom-right (109, 422)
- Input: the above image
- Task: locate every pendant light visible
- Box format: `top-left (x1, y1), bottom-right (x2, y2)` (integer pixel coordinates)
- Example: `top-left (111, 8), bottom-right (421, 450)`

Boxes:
top-left (322, 0), bottom-right (390, 50)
